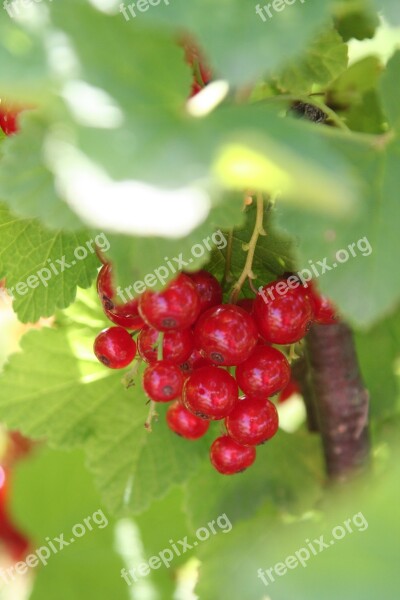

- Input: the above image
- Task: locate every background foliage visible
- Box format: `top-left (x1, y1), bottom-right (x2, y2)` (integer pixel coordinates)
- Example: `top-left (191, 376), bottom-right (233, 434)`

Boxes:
top-left (0, 0), bottom-right (399, 598)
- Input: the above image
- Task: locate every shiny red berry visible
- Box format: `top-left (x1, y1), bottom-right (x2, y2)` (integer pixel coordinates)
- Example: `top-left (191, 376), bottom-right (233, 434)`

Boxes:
top-left (235, 346), bottom-right (290, 399)
top-left (225, 398), bottom-right (279, 446)
top-left (94, 327), bottom-right (136, 369)
top-left (143, 361), bottom-right (184, 402)
top-left (166, 401), bottom-right (210, 440)
top-left (254, 280), bottom-right (313, 344)
top-left (210, 435), bottom-right (256, 475)
top-left (194, 304), bottom-right (258, 366)
top-left (307, 283), bottom-right (337, 325)
top-left (139, 274), bottom-right (200, 331)
top-left (237, 298), bottom-right (254, 314)
top-left (187, 270), bottom-right (222, 314)
top-left (97, 264), bottom-right (144, 330)
top-left (179, 348), bottom-right (212, 376)
top-left (183, 366), bottom-right (238, 420)
top-left (138, 326), bottom-right (194, 364)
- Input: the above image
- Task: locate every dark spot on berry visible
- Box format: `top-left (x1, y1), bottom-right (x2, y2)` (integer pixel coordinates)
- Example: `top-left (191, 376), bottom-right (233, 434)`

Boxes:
top-left (194, 410), bottom-right (209, 420)
top-left (210, 352), bottom-right (224, 363)
top-left (99, 355), bottom-right (110, 366)
top-left (162, 317), bottom-right (177, 328)
top-left (180, 362), bottom-right (190, 372)
top-left (163, 385), bottom-right (173, 397)
top-left (102, 295), bottom-right (114, 311)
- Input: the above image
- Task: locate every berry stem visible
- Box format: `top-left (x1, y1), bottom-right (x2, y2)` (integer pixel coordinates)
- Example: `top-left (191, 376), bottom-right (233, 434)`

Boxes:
top-left (144, 401), bottom-right (158, 432)
top-left (306, 322), bottom-right (370, 481)
top-left (221, 229), bottom-right (234, 290)
top-left (122, 357), bottom-right (142, 388)
top-left (229, 193), bottom-right (266, 304)
top-left (157, 332), bottom-right (164, 361)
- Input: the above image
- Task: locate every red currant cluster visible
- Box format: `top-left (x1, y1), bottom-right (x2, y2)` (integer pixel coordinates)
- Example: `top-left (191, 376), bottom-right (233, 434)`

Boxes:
top-left (94, 264), bottom-right (336, 475)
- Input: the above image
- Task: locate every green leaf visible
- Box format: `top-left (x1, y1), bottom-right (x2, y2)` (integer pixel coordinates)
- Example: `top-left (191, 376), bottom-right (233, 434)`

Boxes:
top-left (355, 310), bottom-right (400, 420)
top-left (119, 0), bottom-right (336, 86)
top-left (375, 0), bottom-right (400, 24)
top-left (11, 448), bottom-right (129, 600)
top-left (334, 0), bottom-right (379, 41)
top-left (327, 56), bottom-right (385, 133)
top-left (207, 203), bottom-right (297, 299)
top-left (107, 196), bottom-right (245, 290)
top-left (276, 133), bottom-right (400, 328)
top-left (276, 27), bottom-right (348, 94)
top-left (380, 50), bottom-right (400, 130)
top-left (185, 431), bottom-right (323, 529)
top-left (0, 17), bottom-right (50, 98)
top-left (0, 112), bottom-right (83, 230)
top-left (196, 457), bottom-right (400, 600)
top-left (0, 297), bottom-right (208, 514)
top-left (0, 203), bottom-right (99, 323)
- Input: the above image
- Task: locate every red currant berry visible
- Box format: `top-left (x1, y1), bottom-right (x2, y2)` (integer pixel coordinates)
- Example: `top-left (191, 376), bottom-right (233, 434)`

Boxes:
top-left (254, 280), bottom-right (313, 344)
top-left (278, 378), bottom-right (300, 403)
top-left (237, 298), bottom-right (254, 314)
top-left (187, 270), bottom-right (222, 314)
top-left (183, 366), bottom-right (238, 420)
top-left (190, 81), bottom-right (203, 97)
top-left (225, 398), bottom-right (279, 446)
top-left (0, 107), bottom-right (20, 135)
top-left (97, 264), bottom-right (144, 330)
top-left (104, 305), bottom-right (144, 330)
top-left (139, 274), bottom-right (200, 331)
top-left (210, 435), bottom-right (256, 475)
top-left (138, 326), bottom-right (194, 364)
top-left (94, 327), bottom-right (136, 369)
top-left (166, 401), bottom-right (210, 440)
top-left (194, 304), bottom-right (258, 366)
top-left (307, 283), bottom-right (337, 325)
top-left (143, 361), bottom-right (184, 402)
top-left (179, 348), bottom-right (212, 376)
top-left (97, 264), bottom-right (114, 309)
top-left (235, 346), bottom-right (290, 399)
top-left (0, 469), bottom-right (30, 560)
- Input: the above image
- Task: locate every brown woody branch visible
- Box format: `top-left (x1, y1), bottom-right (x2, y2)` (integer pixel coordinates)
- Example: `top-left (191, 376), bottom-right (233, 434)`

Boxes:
top-left (306, 322), bottom-right (370, 482)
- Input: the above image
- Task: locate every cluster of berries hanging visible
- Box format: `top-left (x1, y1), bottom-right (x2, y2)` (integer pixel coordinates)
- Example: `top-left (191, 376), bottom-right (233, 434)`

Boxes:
top-left (94, 262), bottom-right (336, 475)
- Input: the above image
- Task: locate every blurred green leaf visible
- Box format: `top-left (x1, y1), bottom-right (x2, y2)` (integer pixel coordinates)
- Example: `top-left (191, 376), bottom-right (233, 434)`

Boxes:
top-left (380, 50), bottom-right (400, 130)
top-left (276, 133), bottom-right (400, 327)
top-left (11, 448), bottom-right (129, 600)
top-left (196, 456), bottom-right (400, 600)
top-left (185, 431), bottom-right (324, 529)
top-left (276, 27), bottom-right (348, 94)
